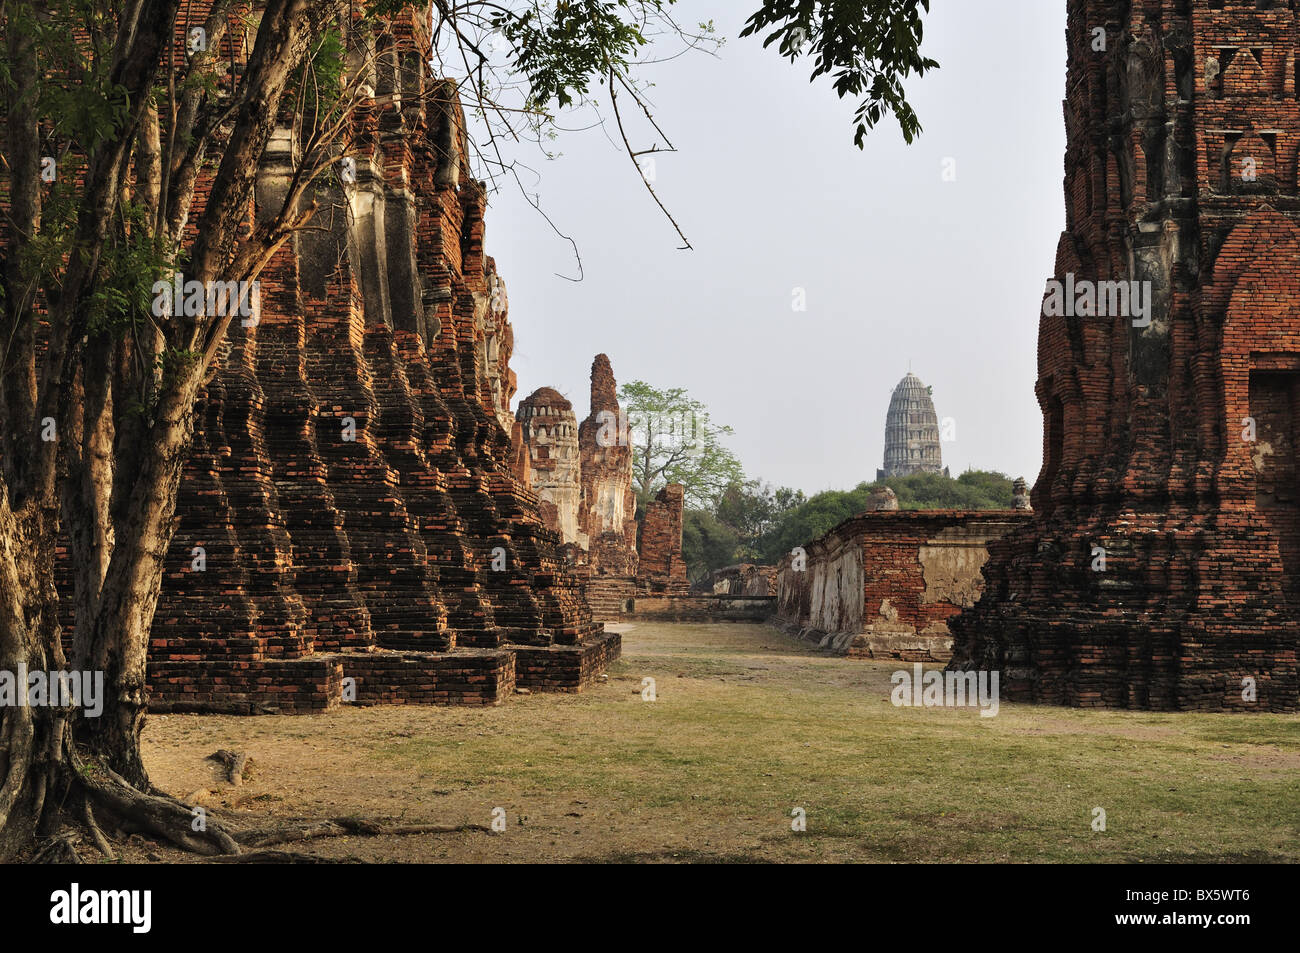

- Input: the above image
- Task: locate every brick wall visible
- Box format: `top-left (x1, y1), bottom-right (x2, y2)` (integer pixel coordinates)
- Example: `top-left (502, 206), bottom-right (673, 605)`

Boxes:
top-left (776, 511), bottom-right (1029, 661)
top-left (637, 484), bottom-right (689, 594)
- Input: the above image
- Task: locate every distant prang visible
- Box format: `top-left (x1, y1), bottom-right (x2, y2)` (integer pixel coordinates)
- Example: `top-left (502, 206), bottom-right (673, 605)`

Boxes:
top-left (877, 371), bottom-right (949, 480)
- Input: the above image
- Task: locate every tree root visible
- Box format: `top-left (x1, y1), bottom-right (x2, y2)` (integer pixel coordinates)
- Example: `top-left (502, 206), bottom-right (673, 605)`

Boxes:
top-left (208, 850), bottom-right (367, 864)
top-left (234, 817), bottom-right (490, 850)
top-left (71, 751), bottom-right (240, 856)
top-left (81, 795), bottom-right (116, 860)
top-left (207, 749), bottom-right (251, 785)
top-left (36, 749), bottom-right (490, 863)
top-left (31, 832), bottom-right (83, 864)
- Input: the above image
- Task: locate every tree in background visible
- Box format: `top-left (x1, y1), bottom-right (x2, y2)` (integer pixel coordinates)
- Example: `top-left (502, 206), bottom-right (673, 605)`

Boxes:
top-left (715, 480), bottom-right (805, 560)
top-left (681, 480), bottom-right (804, 582)
top-left (681, 510), bottom-right (740, 583)
top-left (619, 380), bottom-right (744, 509)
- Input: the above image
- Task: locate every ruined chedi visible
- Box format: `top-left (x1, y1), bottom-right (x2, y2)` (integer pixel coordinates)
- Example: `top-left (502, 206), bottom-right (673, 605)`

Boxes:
top-left (577, 354), bottom-right (639, 576)
top-left (878, 372), bottom-right (948, 479)
top-left (516, 388), bottom-right (582, 545)
top-left (64, 3), bottom-right (621, 712)
top-left (950, 0), bottom-right (1300, 711)
top-left (517, 355), bottom-right (639, 575)
top-left (516, 356), bottom-right (644, 619)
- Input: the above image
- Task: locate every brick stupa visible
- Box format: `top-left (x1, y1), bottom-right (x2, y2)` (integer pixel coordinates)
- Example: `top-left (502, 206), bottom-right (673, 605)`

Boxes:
top-left (54, 5), bottom-right (621, 712)
top-left (950, 0), bottom-right (1300, 711)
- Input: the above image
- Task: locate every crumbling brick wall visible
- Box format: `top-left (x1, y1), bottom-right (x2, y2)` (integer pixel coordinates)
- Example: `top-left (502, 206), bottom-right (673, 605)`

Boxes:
top-left (701, 564), bottom-right (777, 596)
top-left (776, 512), bottom-right (1029, 661)
top-left (950, 0), bottom-right (1300, 711)
top-left (637, 484), bottom-right (689, 594)
top-left (577, 354), bottom-right (639, 575)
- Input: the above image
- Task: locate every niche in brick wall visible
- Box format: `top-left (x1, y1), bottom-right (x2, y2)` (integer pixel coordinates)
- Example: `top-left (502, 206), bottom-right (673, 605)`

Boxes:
top-left (1223, 48), bottom-right (1266, 97)
top-left (1220, 131), bottom-right (1278, 193)
top-left (1250, 367), bottom-right (1300, 605)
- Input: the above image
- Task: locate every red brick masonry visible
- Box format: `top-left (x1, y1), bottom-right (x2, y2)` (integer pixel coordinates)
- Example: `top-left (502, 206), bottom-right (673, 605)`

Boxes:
top-left (950, 0), bottom-right (1300, 711)
top-left (776, 511), bottom-right (1029, 662)
top-left (54, 7), bottom-right (619, 712)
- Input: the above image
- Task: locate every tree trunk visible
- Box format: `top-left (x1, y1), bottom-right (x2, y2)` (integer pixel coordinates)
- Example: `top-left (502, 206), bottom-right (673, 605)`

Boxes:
top-left (0, 499), bottom-right (66, 860)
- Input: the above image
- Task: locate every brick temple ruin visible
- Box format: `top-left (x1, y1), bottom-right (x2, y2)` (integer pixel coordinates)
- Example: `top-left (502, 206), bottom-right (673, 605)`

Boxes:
top-left (517, 358), bottom-right (692, 621)
top-left (54, 6), bottom-right (621, 713)
top-left (950, 0), bottom-right (1300, 711)
top-left (699, 564), bottom-right (778, 598)
top-left (775, 488), bottom-right (1030, 660)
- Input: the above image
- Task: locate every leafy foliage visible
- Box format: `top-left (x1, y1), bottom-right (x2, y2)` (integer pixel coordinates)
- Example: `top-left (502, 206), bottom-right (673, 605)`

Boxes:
top-left (619, 379), bottom-right (744, 509)
top-left (757, 470), bottom-right (1018, 562)
top-left (413, 1), bottom-right (937, 250)
top-left (681, 507), bottom-right (740, 582)
top-left (494, 0), bottom-right (665, 110)
top-left (739, 0), bottom-right (937, 145)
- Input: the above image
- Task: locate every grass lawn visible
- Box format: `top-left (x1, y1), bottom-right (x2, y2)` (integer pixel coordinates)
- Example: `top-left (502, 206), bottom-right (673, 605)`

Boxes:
top-left (139, 622), bottom-right (1300, 863)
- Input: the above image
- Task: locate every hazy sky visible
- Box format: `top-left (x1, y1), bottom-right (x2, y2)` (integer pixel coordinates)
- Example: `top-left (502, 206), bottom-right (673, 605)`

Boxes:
top-left (479, 0), bottom-right (1066, 496)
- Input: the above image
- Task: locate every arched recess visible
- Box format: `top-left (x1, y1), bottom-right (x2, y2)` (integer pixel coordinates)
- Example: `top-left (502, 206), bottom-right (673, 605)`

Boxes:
top-left (1215, 211), bottom-right (1300, 598)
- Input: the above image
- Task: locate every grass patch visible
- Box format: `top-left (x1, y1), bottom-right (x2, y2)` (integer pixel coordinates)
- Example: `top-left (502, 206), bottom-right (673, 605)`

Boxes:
top-left (142, 622), bottom-right (1299, 863)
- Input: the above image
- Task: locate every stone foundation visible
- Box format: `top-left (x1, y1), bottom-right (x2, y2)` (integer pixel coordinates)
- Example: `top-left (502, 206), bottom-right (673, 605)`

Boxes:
top-left (513, 629), bottom-right (623, 692)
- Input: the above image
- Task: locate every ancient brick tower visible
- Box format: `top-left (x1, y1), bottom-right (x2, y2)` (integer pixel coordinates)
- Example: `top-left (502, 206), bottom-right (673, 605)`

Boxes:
top-left (516, 388), bottom-right (582, 544)
top-left (96, 4), bottom-right (621, 711)
top-left (950, 0), bottom-right (1300, 711)
top-left (577, 354), bottom-right (639, 572)
top-left (878, 372), bottom-right (946, 479)
top-left (516, 356), bottom-right (641, 619)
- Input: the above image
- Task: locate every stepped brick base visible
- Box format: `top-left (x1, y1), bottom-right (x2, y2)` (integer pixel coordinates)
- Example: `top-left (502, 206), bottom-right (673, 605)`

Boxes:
top-left (54, 15), bottom-right (619, 713)
top-left (512, 629), bottom-right (622, 692)
top-left (146, 632), bottom-right (622, 714)
top-left (148, 658), bottom-right (346, 715)
top-left (342, 650), bottom-right (517, 707)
